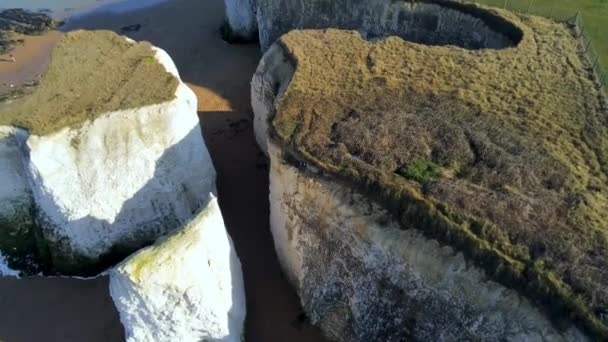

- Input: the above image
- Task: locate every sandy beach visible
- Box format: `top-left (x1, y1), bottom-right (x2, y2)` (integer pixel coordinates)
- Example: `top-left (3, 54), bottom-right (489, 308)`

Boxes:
top-left (0, 31), bottom-right (62, 96)
top-left (0, 0), bottom-right (327, 341)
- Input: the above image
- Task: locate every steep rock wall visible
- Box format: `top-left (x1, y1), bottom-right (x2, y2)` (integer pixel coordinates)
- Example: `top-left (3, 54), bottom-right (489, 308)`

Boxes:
top-left (225, 0), bottom-right (522, 51)
top-left (27, 48), bottom-right (215, 275)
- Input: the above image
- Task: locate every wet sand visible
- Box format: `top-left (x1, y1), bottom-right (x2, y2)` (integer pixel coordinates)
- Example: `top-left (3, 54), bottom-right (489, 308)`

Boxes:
top-left (0, 31), bottom-right (62, 96)
top-left (0, 276), bottom-right (123, 341)
top-left (0, 0), bottom-right (328, 341)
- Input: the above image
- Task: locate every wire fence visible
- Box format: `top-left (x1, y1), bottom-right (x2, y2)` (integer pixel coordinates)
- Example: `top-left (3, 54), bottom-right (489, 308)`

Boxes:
top-left (465, 0), bottom-right (607, 95)
top-left (567, 13), bottom-right (608, 95)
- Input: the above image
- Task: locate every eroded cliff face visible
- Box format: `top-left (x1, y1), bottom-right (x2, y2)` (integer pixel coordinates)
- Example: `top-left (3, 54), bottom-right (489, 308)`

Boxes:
top-left (226, 0), bottom-right (522, 51)
top-left (267, 140), bottom-right (587, 342)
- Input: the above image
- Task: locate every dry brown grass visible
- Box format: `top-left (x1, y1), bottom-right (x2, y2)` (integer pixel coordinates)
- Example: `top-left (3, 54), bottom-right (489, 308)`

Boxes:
top-left (268, 5), bottom-right (608, 338)
top-left (0, 30), bottom-right (178, 135)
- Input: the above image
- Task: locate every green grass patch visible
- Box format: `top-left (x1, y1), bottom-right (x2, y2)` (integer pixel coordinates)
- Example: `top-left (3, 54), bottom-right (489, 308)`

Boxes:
top-left (143, 56), bottom-right (155, 64)
top-left (397, 160), bottom-right (440, 183)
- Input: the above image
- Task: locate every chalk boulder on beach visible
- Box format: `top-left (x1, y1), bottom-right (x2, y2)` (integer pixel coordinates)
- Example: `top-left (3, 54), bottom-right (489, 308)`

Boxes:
top-left (110, 197), bottom-right (246, 342)
top-left (0, 30), bottom-right (215, 275)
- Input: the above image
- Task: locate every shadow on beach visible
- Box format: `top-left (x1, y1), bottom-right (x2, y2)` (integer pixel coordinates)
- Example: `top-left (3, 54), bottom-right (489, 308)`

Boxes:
top-left (0, 276), bottom-right (123, 341)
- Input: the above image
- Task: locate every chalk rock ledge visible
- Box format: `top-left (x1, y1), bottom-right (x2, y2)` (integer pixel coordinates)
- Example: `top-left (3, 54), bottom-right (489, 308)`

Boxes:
top-left (110, 197), bottom-right (246, 342)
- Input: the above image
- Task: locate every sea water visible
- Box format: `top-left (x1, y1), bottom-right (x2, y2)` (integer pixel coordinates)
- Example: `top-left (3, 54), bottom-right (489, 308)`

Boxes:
top-left (0, 0), bottom-right (167, 20)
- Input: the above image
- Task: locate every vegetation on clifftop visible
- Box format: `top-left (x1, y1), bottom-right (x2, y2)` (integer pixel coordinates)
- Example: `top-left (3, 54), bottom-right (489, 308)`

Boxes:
top-left (268, 5), bottom-right (608, 339)
top-left (0, 30), bottom-right (178, 135)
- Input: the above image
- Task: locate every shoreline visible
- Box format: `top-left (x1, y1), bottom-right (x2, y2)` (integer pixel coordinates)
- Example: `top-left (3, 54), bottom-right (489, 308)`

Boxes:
top-left (0, 0), bottom-right (169, 21)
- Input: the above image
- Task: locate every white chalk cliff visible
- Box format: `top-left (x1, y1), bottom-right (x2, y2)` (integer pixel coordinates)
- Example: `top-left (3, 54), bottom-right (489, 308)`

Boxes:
top-left (226, 0), bottom-right (518, 51)
top-left (110, 197), bottom-right (246, 342)
top-left (28, 46), bottom-right (215, 274)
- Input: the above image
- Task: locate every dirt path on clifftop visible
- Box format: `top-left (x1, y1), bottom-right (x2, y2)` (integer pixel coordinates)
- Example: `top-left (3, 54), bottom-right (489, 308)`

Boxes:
top-left (64, 0), bottom-right (329, 340)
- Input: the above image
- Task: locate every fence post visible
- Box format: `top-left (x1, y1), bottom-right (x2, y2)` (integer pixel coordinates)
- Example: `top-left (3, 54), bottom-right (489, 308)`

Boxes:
top-left (503, 0), bottom-right (509, 10)
top-left (584, 36), bottom-right (592, 53)
top-left (549, 7), bottom-right (554, 19)
top-left (592, 55), bottom-right (600, 72)
top-left (526, 0), bottom-right (533, 13)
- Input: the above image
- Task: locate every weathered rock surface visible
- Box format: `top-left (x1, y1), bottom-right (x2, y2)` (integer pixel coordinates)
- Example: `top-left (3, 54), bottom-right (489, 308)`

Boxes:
top-left (252, 10), bottom-right (607, 340)
top-left (0, 31), bottom-right (215, 275)
top-left (267, 142), bottom-right (586, 341)
top-left (226, 0), bottom-right (522, 51)
top-left (27, 57), bottom-right (214, 275)
top-left (110, 197), bottom-right (246, 342)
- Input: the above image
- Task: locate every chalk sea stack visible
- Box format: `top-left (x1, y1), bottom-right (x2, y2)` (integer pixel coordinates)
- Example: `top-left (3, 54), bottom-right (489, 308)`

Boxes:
top-left (251, 1), bottom-right (607, 340)
top-left (0, 30), bottom-right (216, 275)
top-left (110, 197), bottom-right (246, 342)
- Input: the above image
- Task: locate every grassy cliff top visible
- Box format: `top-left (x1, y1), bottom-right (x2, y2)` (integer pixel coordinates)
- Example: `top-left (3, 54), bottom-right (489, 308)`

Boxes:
top-left (269, 7), bottom-right (608, 339)
top-left (0, 30), bottom-right (178, 135)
